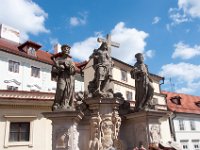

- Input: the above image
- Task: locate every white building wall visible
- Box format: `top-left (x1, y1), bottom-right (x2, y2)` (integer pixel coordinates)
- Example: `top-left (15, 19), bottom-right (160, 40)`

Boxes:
top-left (174, 116), bottom-right (200, 150)
top-left (160, 119), bottom-right (172, 143)
top-left (112, 67), bottom-right (135, 86)
top-left (83, 59), bottom-right (94, 92)
top-left (0, 106), bottom-right (52, 150)
top-left (113, 83), bottom-right (135, 100)
top-left (84, 59), bottom-right (166, 107)
top-left (0, 51), bottom-right (56, 92)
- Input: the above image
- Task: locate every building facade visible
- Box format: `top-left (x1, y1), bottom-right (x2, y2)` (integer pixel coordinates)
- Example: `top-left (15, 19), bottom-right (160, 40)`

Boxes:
top-left (164, 91), bottom-right (200, 150)
top-left (0, 24), bottom-right (84, 93)
top-left (0, 90), bottom-right (53, 150)
top-left (0, 24), bottom-right (84, 150)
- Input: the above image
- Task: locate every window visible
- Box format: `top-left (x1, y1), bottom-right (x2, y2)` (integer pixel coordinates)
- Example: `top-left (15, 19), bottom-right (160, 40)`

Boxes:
top-left (31, 66), bottom-right (40, 78)
top-left (180, 140), bottom-right (189, 150)
top-left (179, 119), bottom-right (185, 130)
top-left (170, 96), bottom-right (181, 105)
top-left (194, 144), bottom-right (200, 150)
top-left (7, 85), bottom-right (18, 91)
top-left (8, 60), bottom-right (20, 73)
top-left (4, 115), bottom-right (35, 147)
top-left (28, 47), bottom-right (36, 56)
top-left (9, 122), bottom-right (30, 142)
top-left (195, 101), bottom-right (200, 108)
top-left (126, 91), bottom-right (132, 100)
top-left (190, 120), bottom-right (196, 130)
top-left (192, 140), bottom-right (200, 150)
top-left (121, 70), bottom-right (127, 81)
top-left (183, 144), bottom-right (188, 149)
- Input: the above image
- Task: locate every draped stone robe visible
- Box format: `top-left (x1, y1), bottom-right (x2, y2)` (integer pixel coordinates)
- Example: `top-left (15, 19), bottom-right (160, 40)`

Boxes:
top-left (131, 62), bottom-right (154, 112)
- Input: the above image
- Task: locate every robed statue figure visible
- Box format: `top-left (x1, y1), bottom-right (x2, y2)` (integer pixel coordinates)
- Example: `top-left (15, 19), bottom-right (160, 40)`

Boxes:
top-left (131, 53), bottom-right (154, 112)
top-left (51, 44), bottom-right (76, 111)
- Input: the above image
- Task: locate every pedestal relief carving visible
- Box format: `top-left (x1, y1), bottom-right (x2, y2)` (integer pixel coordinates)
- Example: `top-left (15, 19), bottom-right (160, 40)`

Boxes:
top-left (149, 124), bottom-right (161, 145)
top-left (53, 123), bottom-right (80, 150)
top-left (89, 115), bottom-right (102, 150)
top-left (54, 127), bottom-right (70, 149)
top-left (70, 123), bottom-right (79, 150)
top-left (101, 117), bottom-right (114, 149)
top-left (89, 112), bottom-right (122, 150)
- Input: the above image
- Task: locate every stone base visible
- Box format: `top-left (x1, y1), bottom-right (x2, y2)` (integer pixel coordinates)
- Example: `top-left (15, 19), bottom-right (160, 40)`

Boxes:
top-left (85, 97), bottom-right (124, 150)
top-left (43, 99), bottom-right (171, 150)
top-left (42, 111), bottom-right (84, 150)
top-left (120, 110), bottom-right (171, 150)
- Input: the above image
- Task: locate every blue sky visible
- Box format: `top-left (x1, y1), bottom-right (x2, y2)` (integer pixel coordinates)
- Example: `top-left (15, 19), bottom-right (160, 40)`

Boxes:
top-left (0, 0), bottom-right (200, 96)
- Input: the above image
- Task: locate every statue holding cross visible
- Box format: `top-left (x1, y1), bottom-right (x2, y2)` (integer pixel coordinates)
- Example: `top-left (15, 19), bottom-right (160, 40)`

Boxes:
top-left (88, 34), bottom-right (120, 98)
top-left (97, 34), bottom-right (120, 55)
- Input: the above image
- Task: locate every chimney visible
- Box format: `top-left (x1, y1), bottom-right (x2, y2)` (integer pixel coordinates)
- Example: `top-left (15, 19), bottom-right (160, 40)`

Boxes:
top-left (53, 43), bottom-right (61, 54)
top-left (0, 24), bottom-right (20, 43)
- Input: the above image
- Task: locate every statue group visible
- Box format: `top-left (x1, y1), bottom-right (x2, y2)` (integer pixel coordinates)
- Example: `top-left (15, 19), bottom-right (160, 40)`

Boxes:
top-left (47, 34), bottom-right (161, 150)
top-left (51, 34), bottom-right (154, 112)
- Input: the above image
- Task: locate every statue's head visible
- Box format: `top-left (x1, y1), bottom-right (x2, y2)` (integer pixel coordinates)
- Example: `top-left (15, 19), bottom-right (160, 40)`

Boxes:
top-left (135, 53), bottom-right (144, 63)
top-left (61, 44), bottom-right (71, 55)
top-left (99, 42), bottom-right (108, 50)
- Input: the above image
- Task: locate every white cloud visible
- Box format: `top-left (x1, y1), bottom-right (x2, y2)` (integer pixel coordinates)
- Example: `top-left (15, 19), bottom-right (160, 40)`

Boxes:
top-left (178, 0), bottom-right (200, 18)
top-left (152, 17), bottom-right (161, 24)
top-left (172, 42), bottom-right (200, 59)
top-left (0, 0), bottom-right (49, 41)
top-left (49, 38), bottom-right (59, 46)
top-left (166, 0), bottom-right (200, 31)
top-left (70, 17), bottom-right (80, 26)
top-left (69, 12), bottom-right (87, 26)
top-left (71, 22), bottom-right (152, 64)
top-left (110, 22), bottom-right (150, 63)
top-left (71, 36), bottom-right (100, 61)
top-left (169, 8), bottom-right (190, 25)
top-left (159, 62), bottom-right (200, 94)
top-left (168, 0), bottom-right (200, 29)
top-left (145, 50), bottom-right (155, 58)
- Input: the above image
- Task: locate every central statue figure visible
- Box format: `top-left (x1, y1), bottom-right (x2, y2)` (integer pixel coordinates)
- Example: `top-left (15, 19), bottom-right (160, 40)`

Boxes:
top-left (88, 42), bottom-right (113, 98)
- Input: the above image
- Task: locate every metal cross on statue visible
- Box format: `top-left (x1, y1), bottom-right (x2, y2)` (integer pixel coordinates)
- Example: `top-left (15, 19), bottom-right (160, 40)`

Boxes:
top-left (97, 34), bottom-right (120, 55)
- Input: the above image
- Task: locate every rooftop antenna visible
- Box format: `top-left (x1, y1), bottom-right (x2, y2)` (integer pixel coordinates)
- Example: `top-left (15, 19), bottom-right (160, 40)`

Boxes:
top-left (169, 77), bottom-right (175, 92)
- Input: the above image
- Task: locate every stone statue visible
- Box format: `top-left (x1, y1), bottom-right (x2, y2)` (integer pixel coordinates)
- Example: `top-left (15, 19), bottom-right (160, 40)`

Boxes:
top-left (51, 44), bottom-right (76, 111)
top-left (88, 42), bottom-right (113, 98)
top-left (130, 53), bottom-right (154, 112)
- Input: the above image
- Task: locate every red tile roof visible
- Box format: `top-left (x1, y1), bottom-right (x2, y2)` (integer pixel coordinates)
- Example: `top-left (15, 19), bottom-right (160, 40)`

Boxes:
top-left (0, 90), bottom-right (54, 101)
top-left (0, 38), bottom-right (88, 67)
top-left (18, 40), bottom-right (42, 50)
top-left (0, 38), bottom-right (54, 65)
top-left (162, 91), bottom-right (200, 114)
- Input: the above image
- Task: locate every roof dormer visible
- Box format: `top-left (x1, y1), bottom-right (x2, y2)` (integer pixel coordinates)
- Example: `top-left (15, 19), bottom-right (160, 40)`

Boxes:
top-left (170, 95), bottom-right (182, 105)
top-left (195, 101), bottom-right (200, 108)
top-left (18, 41), bottom-right (41, 57)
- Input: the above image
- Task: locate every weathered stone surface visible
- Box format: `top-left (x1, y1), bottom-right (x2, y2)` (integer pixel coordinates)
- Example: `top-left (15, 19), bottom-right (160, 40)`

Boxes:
top-left (120, 110), bottom-right (170, 149)
top-left (130, 53), bottom-right (154, 112)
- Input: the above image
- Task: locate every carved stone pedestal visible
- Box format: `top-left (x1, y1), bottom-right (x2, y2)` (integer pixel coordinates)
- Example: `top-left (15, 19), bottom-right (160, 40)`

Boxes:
top-left (42, 111), bottom-right (84, 150)
top-left (120, 110), bottom-right (170, 150)
top-left (85, 98), bottom-right (123, 150)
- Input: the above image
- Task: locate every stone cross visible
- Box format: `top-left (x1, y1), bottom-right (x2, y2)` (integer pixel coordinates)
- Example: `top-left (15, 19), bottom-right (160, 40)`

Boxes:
top-left (97, 34), bottom-right (120, 55)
